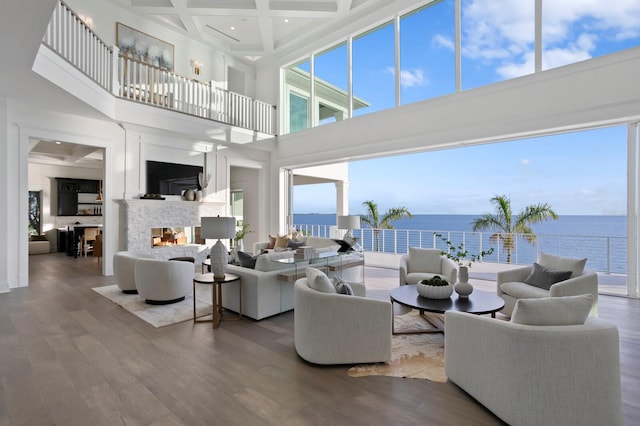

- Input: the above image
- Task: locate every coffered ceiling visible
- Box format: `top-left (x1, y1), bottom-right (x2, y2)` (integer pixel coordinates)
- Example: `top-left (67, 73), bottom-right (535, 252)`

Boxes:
top-left (29, 140), bottom-right (104, 168)
top-left (103, 0), bottom-right (376, 60)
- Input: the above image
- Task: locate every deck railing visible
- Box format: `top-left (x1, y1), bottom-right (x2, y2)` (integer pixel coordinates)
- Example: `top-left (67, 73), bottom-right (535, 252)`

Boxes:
top-left (295, 224), bottom-right (627, 275)
top-left (42, 0), bottom-right (275, 135)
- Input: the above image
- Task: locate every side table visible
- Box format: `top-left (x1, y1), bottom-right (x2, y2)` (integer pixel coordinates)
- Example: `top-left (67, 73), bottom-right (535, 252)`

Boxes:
top-left (193, 272), bottom-right (241, 329)
top-left (201, 258), bottom-right (211, 274)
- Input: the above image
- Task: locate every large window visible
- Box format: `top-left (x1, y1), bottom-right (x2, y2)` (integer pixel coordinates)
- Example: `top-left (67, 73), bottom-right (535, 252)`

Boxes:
top-left (314, 43), bottom-right (349, 126)
top-left (352, 22), bottom-right (396, 116)
top-left (282, 0), bottom-right (640, 133)
top-left (400, 0), bottom-right (455, 105)
top-left (28, 190), bottom-right (41, 235)
top-left (542, 0), bottom-right (640, 71)
top-left (285, 59), bottom-right (311, 133)
top-left (461, 0), bottom-right (535, 90)
top-left (289, 93), bottom-right (309, 133)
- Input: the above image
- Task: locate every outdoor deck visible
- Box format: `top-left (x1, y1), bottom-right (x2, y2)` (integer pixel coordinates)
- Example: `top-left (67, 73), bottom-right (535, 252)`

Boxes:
top-left (362, 257), bottom-right (628, 298)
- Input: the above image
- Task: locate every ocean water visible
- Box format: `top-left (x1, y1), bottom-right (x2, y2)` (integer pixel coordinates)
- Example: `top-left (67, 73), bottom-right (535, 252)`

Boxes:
top-left (293, 214), bottom-right (627, 274)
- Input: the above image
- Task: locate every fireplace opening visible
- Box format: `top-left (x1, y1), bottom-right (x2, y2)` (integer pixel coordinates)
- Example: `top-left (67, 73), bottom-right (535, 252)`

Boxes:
top-left (151, 227), bottom-right (203, 247)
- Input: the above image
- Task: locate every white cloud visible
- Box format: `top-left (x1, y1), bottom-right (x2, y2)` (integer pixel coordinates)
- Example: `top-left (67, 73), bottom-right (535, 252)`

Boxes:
top-left (521, 159), bottom-right (530, 165)
top-left (385, 67), bottom-right (427, 88)
top-left (433, 34), bottom-right (454, 51)
top-left (461, 0), bottom-right (639, 79)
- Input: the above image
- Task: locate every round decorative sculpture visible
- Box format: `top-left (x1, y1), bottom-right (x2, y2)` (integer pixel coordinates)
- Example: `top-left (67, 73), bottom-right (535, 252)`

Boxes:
top-left (417, 282), bottom-right (453, 299)
top-left (184, 188), bottom-right (196, 201)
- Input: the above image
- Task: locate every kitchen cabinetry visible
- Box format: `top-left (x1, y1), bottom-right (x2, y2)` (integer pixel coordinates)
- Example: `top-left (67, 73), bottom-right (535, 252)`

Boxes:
top-left (56, 178), bottom-right (102, 216)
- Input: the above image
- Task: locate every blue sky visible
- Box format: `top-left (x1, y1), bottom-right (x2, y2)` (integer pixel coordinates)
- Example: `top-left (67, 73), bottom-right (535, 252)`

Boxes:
top-left (293, 0), bottom-right (639, 216)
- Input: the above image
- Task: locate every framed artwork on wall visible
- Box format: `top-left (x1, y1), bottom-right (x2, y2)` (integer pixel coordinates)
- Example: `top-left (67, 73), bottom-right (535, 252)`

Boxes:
top-left (116, 22), bottom-right (174, 71)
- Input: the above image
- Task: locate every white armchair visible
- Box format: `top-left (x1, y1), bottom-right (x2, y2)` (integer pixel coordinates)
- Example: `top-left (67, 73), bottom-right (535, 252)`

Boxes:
top-left (134, 258), bottom-right (194, 305)
top-left (294, 276), bottom-right (392, 365)
top-left (497, 252), bottom-right (598, 316)
top-left (445, 297), bottom-right (622, 426)
top-left (113, 251), bottom-right (153, 294)
top-left (399, 247), bottom-right (457, 286)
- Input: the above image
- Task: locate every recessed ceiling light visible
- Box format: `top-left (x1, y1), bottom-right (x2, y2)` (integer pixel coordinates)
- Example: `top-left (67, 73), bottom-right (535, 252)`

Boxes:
top-left (230, 26), bottom-right (235, 30)
top-left (284, 19), bottom-right (289, 23)
top-left (55, 141), bottom-right (61, 145)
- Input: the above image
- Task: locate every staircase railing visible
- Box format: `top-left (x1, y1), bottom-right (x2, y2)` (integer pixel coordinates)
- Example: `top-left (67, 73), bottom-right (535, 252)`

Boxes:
top-left (42, 0), bottom-right (275, 135)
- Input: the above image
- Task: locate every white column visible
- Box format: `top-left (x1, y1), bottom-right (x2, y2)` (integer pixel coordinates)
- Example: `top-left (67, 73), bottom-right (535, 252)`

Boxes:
top-left (628, 123), bottom-right (639, 298)
top-left (336, 180), bottom-right (350, 217)
top-left (0, 98), bottom-right (9, 292)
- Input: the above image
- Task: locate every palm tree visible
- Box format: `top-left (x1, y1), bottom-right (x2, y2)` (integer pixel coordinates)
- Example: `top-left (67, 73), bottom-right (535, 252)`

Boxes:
top-left (471, 195), bottom-right (558, 263)
top-left (360, 200), bottom-right (413, 252)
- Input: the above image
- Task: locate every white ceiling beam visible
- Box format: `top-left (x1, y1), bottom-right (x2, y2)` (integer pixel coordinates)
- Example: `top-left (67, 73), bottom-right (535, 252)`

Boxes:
top-left (336, 0), bottom-right (353, 15)
top-left (255, 0), bottom-right (274, 53)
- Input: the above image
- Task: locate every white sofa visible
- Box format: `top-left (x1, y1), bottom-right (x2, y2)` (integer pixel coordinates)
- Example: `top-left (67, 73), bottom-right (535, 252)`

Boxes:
top-left (497, 252), bottom-right (598, 316)
top-left (399, 247), bottom-right (458, 286)
top-left (445, 296), bottom-right (622, 426)
top-left (222, 236), bottom-right (362, 320)
top-left (253, 235), bottom-right (341, 255)
top-left (294, 274), bottom-right (392, 365)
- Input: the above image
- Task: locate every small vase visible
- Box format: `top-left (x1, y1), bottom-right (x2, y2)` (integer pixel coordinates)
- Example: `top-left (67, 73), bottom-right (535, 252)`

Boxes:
top-left (454, 266), bottom-right (473, 298)
top-left (195, 190), bottom-right (203, 202)
top-left (458, 265), bottom-right (469, 283)
top-left (454, 281), bottom-right (473, 298)
top-left (184, 188), bottom-right (196, 201)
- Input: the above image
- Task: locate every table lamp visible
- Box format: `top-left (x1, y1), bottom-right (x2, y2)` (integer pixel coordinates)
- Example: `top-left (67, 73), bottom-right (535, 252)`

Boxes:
top-left (201, 216), bottom-right (236, 279)
top-left (337, 215), bottom-right (360, 239)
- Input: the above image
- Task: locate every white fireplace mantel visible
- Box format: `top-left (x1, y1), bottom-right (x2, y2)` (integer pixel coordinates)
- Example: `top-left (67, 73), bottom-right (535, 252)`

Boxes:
top-left (121, 199), bottom-right (226, 262)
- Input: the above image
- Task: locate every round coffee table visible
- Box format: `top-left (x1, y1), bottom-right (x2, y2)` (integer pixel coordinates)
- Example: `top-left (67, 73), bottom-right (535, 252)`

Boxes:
top-left (390, 284), bottom-right (505, 334)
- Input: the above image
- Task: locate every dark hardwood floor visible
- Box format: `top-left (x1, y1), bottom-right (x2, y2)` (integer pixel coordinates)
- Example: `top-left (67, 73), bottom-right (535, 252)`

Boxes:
top-left (0, 253), bottom-right (638, 425)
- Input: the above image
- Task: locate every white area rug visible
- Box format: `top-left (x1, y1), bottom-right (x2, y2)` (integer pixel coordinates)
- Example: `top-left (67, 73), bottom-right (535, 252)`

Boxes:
top-left (348, 311), bottom-right (447, 383)
top-left (92, 284), bottom-right (213, 328)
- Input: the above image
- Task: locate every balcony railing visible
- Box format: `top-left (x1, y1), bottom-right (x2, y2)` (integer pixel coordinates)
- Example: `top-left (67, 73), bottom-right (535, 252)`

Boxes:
top-left (295, 224), bottom-right (627, 275)
top-left (41, 0), bottom-right (275, 135)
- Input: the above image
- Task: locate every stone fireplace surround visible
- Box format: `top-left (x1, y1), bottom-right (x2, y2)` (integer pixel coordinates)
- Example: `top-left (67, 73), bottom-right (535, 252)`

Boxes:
top-left (123, 199), bottom-right (225, 264)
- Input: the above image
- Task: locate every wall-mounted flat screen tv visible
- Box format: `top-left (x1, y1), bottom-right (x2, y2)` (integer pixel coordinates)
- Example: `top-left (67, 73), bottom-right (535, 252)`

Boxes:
top-left (146, 160), bottom-right (203, 195)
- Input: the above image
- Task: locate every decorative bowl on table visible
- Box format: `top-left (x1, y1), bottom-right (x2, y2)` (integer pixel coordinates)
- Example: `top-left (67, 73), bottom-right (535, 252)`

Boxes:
top-left (416, 276), bottom-right (453, 299)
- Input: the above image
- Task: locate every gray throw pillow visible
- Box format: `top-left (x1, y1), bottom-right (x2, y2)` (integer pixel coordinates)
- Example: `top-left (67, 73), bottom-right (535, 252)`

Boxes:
top-left (332, 276), bottom-right (354, 295)
top-left (236, 251), bottom-right (257, 269)
top-left (511, 294), bottom-right (593, 326)
top-left (286, 238), bottom-right (305, 250)
top-left (524, 262), bottom-right (572, 290)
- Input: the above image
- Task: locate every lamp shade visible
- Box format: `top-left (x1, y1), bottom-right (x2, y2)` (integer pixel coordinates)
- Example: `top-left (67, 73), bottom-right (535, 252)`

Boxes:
top-left (337, 215), bottom-right (360, 230)
top-left (201, 216), bottom-right (236, 240)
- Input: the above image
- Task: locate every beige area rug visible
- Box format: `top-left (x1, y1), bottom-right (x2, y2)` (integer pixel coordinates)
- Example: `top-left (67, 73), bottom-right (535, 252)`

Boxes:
top-left (348, 311), bottom-right (447, 383)
top-left (92, 284), bottom-right (213, 328)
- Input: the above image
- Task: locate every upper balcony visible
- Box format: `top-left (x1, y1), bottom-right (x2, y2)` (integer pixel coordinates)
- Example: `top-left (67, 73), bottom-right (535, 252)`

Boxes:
top-left (37, 0), bottom-right (276, 144)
